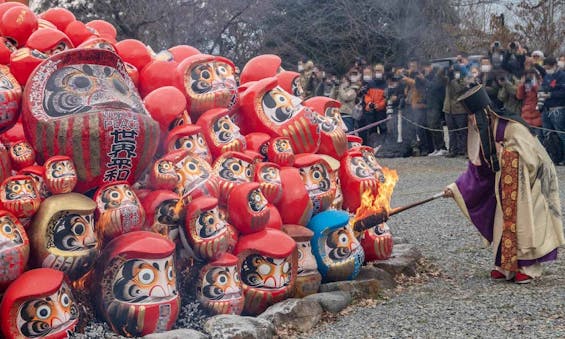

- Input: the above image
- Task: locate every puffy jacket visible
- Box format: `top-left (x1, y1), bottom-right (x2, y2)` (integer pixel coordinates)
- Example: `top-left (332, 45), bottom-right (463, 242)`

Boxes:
top-left (516, 82), bottom-right (541, 127)
top-left (337, 83), bottom-right (359, 115)
top-left (363, 79), bottom-right (386, 112)
top-left (497, 77), bottom-right (522, 116)
top-left (403, 76), bottom-right (426, 110)
top-left (442, 78), bottom-right (467, 114)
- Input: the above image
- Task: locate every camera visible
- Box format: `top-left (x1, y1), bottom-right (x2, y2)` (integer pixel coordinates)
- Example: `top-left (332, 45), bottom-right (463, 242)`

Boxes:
top-left (386, 100), bottom-right (394, 115)
top-left (493, 41), bottom-right (501, 48)
top-left (509, 41), bottom-right (517, 50)
top-left (537, 91), bottom-right (549, 111)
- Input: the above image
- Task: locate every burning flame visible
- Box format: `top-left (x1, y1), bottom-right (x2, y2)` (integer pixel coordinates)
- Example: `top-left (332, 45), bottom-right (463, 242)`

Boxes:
top-left (354, 167), bottom-right (399, 222)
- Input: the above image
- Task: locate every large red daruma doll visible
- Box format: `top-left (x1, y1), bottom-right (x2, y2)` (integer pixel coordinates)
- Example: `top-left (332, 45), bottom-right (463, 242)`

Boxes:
top-left (93, 231), bottom-right (179, 337)
top-left (21, 49), bottom-right (160, 193)
top-left (239, 77), bottom-right (321, 154)
top-left (175, 54), bottom-right (238, 122)
top-left (234, 228), bottom-right (297, 316)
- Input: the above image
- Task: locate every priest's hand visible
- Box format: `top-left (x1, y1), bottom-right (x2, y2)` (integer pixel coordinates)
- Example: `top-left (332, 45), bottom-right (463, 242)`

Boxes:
top-left (443, 187), bottom-right (454, 198)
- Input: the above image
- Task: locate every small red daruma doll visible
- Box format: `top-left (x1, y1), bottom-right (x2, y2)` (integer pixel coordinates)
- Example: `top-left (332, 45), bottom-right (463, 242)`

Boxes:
top-left (253, 162), bottom-right (283, 205)
top-left (234, 228), bottom-right (297, 316)
top-left (19, 165), bottom-right (50, 200)
top-left (92, 231), bottom-right (179, 337)
top-left (197, 252), bottom-right (244, 315)
top-left (9, 140), bottom-right (36, 170)
top-left (213, 151), bottom-right (254, 206)
top-left (294, 153), bottom-right (336, 215)
top-left (0, 210), bottom-right (29, 291)
top-left (359, 222), bottom-right (394, 262)
top-left (94, 181), bottom-right (146, 241)
top-left (339, 150), bottom-right (379, 213)
top-left (196, 108), bottom-right (246, 160)
top-left (0, 175), bottom-right (41, 219)
top-left (181, 196), bottom-right (230, 261)
top-left (0, 65), bottom-right (22, 133)
top-left (141, 190), bottom-right (182, 241)
top-left (149, 150), bottom-right (185, 190)
top-left (267, 136), bottom-right (295, 166)
top-left (165, 124), bottom-right (212, 164)
top-left (0, 268), bottom-right (79, 339)
top-left (227, 182), bottom-right (270, 235)
top-left (43, 155), bottom-right (77, 194)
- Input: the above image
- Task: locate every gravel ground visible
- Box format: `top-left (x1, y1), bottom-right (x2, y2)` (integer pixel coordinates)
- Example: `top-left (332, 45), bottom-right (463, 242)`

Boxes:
top-left (307, 156), bottom-right (565, 339)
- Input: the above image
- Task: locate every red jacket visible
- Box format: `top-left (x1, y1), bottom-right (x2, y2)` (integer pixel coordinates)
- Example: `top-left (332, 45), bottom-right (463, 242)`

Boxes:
top-left (364, 87), bottom-right (386, 111)
top-left (516, 83), bottom-right (542, 127)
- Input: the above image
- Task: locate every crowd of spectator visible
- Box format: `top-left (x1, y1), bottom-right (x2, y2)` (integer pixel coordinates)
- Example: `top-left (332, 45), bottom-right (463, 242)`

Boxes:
top-left (296, 43), bottom-right (565, 164)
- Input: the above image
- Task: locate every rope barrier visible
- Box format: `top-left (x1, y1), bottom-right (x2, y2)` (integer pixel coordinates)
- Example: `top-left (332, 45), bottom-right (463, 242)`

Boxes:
top-left (346, 112), bottom-right (565, 136)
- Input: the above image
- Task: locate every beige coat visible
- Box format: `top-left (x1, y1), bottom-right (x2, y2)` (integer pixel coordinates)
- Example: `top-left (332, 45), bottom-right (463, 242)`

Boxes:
top-left (449, 118), bottom-right (564, 262)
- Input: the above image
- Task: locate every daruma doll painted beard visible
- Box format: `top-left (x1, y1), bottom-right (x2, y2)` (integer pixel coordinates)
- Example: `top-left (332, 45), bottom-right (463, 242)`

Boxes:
top-left (294, 153), bottom-right (336, 215)
top-left (339, 150), bottom-right (379, 213)
top-left (9, 141), bottom-right (36, 170)
top-left (303, 96), bottom-right (348, 158)
top-left (196, 108), bottom-right (246, 161)
top-left (0, 65), bottom-right (22, 134)
top-left (234, 228), bottom-right (297, 316)
top-left (175, 54), bottom-right (239, 122)
top-left (43, 155), bottom-right (78, 194)
top-left (0, 175), bottom-right (41, 219)
top-left (181, 196), bottom-right (230, 261)
top-left (0, 268), bottom-right (79, 339)
top-left (30, 193), bottom-right (99, 282)
top-left (197, 253), bottom-right (244, 315)
top-left (0, 211), bottom-right (29, 292)
top-left (308, 210), bottom-right (364, 283)
top-left (93, 231), bottom-right (179, 337)
top-left (238, 77), bottom-right (321, 154)
top-left (19, 165), bottom-right (51, 200)
top-left (21, 49), bottom-right (160, 193)
top-left (94, 181), bottom-right (146, 241)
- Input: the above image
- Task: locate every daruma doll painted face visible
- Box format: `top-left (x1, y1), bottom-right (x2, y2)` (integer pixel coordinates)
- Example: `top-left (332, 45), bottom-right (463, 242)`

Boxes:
top-left (175, 54), bottom-right (239, 122)
top-left (21, 49), bottom-right (160, 193)
top-left (197, 253), bottom-right (244, 315)
top-left (181, 196), bottom-right (230, 261)
top-left (0, 65), bottom-right (22, 133)
top-left (29, 193), bottom-right (99, 282)
top-left (294, 153), bottom-right (336, 215)
top-left (307, 210), bottom-right (364, 283)
top-left (238, 77), bottom-right (321, 154)
top-left (0, 175), bottom-right (41, 219)
top-left (43, 155), bottom-right (77, 194)
top-left (339, 150), bottom-right (379, 213)
top-left (282, 224), bottom-right (321, 298)
top-left (196, 108), bottom-right (246, 161)
top-left (93, 231), bottom-right (179, 337)
top-left (234, 228), bottom-right (297, 316)
top-left (0, 268), bottom-right (79, 339)
top-left (0, 210), bottom-right (29, 292)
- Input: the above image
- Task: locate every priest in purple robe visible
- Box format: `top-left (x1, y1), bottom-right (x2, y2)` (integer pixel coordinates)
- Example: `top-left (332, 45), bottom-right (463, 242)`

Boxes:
top-left (444, 85), bottom-right (564, 284)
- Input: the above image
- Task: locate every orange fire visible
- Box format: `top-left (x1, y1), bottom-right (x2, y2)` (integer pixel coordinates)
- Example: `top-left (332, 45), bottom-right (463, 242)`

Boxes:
top-left (354, 167), bottom-right (399, 222)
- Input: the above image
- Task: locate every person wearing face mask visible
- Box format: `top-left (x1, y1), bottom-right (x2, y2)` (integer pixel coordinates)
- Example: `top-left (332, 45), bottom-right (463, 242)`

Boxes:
top-left (479, 58), bottom-right (505, 113)
top-left (337, 74), bottom-right (360, 132)
top-left (443, 63), bottom-right (468, 157)
top-left (539, 57), bottom-right (565, 164)
top-left (357, 66), bottom-right (386, 145)
top-left (426, 67), bottom-right (448, 156)
top-left (558, 56), bottom-right (565, 71)
top-left (496, 71), bottom-right (522, 122)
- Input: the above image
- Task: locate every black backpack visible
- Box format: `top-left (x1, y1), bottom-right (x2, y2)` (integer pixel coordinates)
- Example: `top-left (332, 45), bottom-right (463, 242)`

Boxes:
top-left (542, 132), bottom-right (563, 164)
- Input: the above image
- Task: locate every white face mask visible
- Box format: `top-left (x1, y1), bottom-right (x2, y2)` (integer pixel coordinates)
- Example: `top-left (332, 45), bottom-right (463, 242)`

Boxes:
top-left (545, 68), bottom-right (555, 75)
top-left (298, 65), bottom-right (304, 72)
top-left (480, 65), bottom-right (491, 73)
top-left (471, 72), bottom-right (479, 78)
top-left (374, 73), bottom-right (383, 79)
top-left (558, 61), bottom-right (565, 69)
top-left (350, 75), bottom-right (360, 82)
top-left (363, 75), bottom-right (372, 82)
top-left (454, 72), bottom-right (461, 79)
